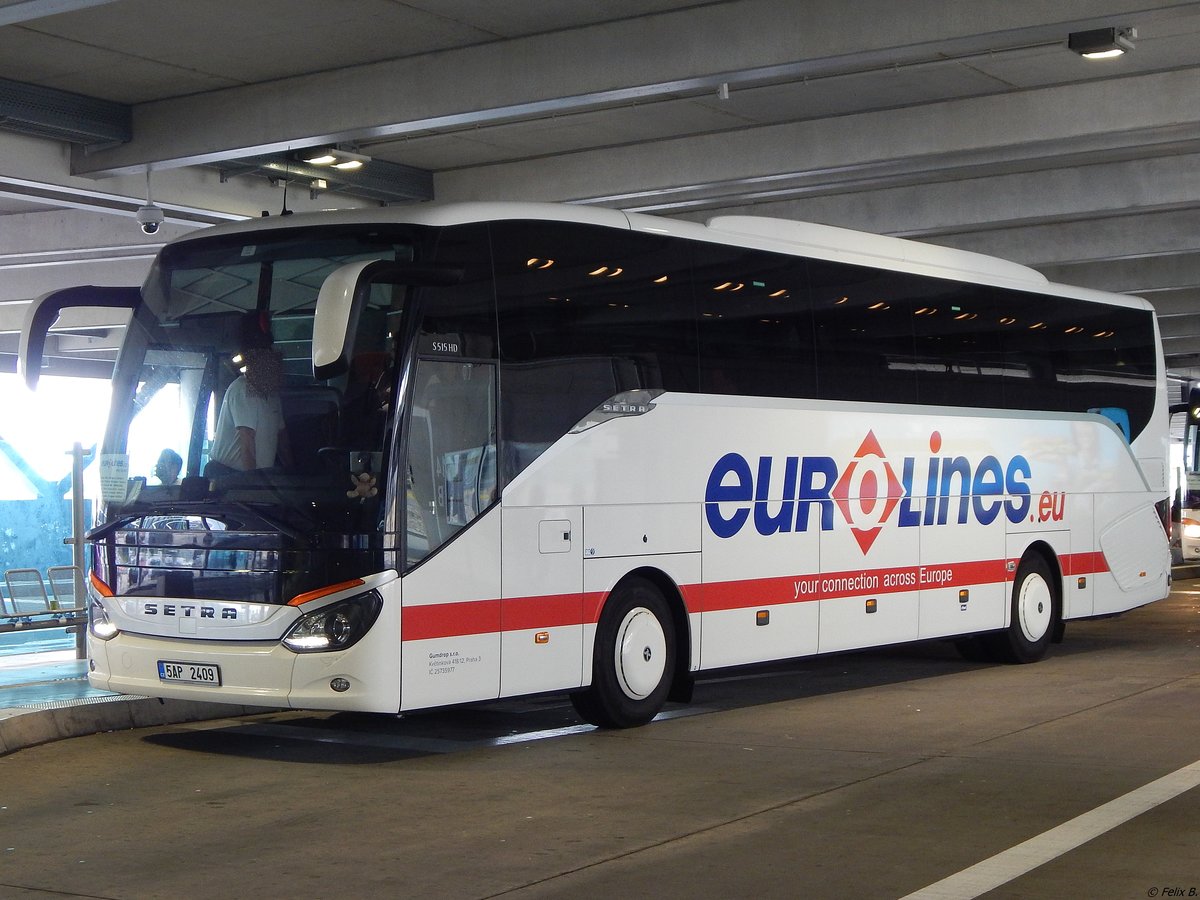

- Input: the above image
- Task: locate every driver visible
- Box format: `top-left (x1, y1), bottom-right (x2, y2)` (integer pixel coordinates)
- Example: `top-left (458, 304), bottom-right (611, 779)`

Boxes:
top-left (207, 314), bottom-right (293, 473)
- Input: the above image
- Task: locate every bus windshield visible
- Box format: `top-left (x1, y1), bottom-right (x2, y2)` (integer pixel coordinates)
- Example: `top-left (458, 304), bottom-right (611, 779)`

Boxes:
top-left (94, 224), bottom-right (427, 600)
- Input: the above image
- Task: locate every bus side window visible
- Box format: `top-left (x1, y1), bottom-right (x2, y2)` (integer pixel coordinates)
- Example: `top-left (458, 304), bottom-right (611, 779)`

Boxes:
top-left (693, 244), bottom-right (815, 399)
top-left (491, 219), bottom-right (697, 485)
top-left (499, 356), bottom-right (628, 474)
top-left (808, 260), bottom-right (917, 404)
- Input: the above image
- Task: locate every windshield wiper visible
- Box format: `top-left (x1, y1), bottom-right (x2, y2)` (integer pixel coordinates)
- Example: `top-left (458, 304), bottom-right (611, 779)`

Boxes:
top-left (85, 515), bottom-right (142, 543)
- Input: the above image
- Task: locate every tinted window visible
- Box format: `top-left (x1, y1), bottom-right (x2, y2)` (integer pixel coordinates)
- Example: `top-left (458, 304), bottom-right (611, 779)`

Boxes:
top-left (808, 260), bottom-right (918, 403)
top-left (419, 224), bottom-right (499, 363)
top-left (693, 243), bottom-right (816, 398)
top-left (909, 280), bottom-right (1019, 409)
top-left (996, 290), bottom-right (1156, 436)
top-left (482, 223), bottom-right (1157, 456)
top-left (490, 220), bottom-right (697, 481)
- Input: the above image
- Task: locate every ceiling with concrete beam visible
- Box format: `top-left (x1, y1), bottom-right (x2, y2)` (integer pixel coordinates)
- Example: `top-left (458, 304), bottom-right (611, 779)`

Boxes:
top-left (2, 0), bottom-right (1200, 388)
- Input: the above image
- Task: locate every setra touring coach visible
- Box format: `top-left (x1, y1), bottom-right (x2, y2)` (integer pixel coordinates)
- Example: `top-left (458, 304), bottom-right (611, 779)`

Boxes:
top-left (20, 202), bottom-right (1171, 727)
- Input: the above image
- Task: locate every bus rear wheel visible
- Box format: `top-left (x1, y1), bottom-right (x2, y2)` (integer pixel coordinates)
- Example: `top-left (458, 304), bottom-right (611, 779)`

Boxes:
top-left (983, 553), bottom-right (1058, 664)
top-left (571, 577), bottom-right (675, 729)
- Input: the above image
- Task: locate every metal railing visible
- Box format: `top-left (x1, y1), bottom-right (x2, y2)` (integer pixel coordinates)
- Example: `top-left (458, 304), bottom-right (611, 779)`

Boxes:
top-left (0, 445), bottom-right (90, 653)
top-left (1, 565), bottom-right (87, 633)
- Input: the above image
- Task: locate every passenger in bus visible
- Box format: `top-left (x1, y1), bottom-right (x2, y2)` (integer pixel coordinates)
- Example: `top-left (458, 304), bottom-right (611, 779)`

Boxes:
top-left (153, 448), bottom-right (182, 485)
top-left (206, 319), bottom-right (293, 474)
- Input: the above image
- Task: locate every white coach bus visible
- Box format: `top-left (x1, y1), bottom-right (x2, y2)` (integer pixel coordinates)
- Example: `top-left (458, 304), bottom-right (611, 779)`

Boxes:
top-left (21, 202), bottom-right (1171, 727)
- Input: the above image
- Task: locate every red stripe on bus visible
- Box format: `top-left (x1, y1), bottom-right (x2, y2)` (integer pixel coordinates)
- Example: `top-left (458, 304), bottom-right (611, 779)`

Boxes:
top-left (402, 598), bottom-right (500, 641)
top-left (1062, 551), bottom-right (1108, 576)
top-left (687, 574), bottom-right (810, 613)
top-left (402, 593), bottom-right (608, 640)
top-left (584, 591), bottom-right (607, 625)
top-left (688, 558), bottom-right (1010, 613)
top-left (500, 592), bottom-right (584, 631)
top-left (400, 553), bottom-right (1111, 641)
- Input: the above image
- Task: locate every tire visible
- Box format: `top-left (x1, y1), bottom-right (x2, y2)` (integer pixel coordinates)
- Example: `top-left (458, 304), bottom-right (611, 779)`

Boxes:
top-left (570, 577), bottom-right (676, 728)
top-left (983, 553), bottom-right (1058, 664)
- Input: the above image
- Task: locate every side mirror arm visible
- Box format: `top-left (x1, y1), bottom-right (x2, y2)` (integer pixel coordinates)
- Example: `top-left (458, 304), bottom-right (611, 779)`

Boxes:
top-left (20, 286), bottom-right (141, 389)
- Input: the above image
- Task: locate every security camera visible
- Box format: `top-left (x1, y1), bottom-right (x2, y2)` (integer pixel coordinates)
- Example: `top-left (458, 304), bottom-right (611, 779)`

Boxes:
top-left (136, 203), bottom-right (164, 235)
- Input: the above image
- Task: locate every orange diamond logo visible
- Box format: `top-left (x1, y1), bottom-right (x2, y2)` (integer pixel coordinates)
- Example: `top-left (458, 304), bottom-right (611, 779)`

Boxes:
top-left (831, 431), bottom-right (905, 553)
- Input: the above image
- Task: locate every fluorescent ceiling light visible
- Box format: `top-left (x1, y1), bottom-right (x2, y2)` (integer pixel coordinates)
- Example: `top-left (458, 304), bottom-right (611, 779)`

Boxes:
top-left (1067, 26), bottom-right (1136, 59)
top-left (298, 148), bottom-right (371, 168)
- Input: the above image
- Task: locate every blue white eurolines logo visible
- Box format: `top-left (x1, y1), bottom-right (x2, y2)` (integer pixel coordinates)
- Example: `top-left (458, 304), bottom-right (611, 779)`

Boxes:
top-left (704, 430), bottom-right (1049, 554)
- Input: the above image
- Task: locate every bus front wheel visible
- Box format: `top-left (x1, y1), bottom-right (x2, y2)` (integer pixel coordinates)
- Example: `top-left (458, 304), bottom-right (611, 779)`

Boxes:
top-left (571, 577), bottom-right (676, 728)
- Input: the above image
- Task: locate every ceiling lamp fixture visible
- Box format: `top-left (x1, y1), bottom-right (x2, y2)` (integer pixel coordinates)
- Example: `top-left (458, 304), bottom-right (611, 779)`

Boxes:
top-left (1068, 26), bottom-right (1136, 59)
top-left (299, 147), bottom-right (371, 170)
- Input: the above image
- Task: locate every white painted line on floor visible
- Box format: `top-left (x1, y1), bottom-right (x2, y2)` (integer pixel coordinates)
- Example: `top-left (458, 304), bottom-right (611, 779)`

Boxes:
top-left (900, 758), bottom-right (1200, 900)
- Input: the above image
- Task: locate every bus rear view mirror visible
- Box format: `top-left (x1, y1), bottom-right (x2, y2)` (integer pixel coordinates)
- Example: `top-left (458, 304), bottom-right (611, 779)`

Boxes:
top-left (312, 261), bottom-right (463, 380)
top-left (1188, 386), bottom-right (1200, 424)
top-left (19, 285), bottom-right (141, 390)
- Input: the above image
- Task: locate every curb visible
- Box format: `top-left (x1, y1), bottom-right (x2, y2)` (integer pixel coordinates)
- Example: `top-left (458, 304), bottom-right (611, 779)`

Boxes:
top-left (0, 696), bottom-right (273, 756)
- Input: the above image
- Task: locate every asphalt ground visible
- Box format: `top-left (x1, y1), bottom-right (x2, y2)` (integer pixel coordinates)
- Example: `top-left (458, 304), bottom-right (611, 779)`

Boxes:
top-left (0, 583), bottom-right (1198, 899)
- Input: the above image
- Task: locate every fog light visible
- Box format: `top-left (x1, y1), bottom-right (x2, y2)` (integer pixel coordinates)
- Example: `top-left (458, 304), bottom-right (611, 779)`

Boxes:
top-left (89, 595), bottom-right (118, 641)
top-left (330, 677), bottom-right (351, 693)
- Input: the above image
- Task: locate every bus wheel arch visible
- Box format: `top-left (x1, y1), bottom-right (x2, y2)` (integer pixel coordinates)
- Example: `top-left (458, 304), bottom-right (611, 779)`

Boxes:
top-left (630, 566), bottom-right (694, 703)
top-left (571, 570), bottom-right (687, 728)
top-left (987, 543), bottom-right (1062, 664)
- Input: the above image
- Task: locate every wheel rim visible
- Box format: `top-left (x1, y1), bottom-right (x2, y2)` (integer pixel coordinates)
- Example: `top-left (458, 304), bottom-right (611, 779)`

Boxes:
top-left (1017, 571), bottom-right (1052, 642)
top-left (614, 606), bottom-right (667, 700)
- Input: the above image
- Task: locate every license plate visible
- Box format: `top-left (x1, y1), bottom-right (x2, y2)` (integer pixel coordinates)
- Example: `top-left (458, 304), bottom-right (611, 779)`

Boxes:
top-left (157, 660), bottom-right (221, 686)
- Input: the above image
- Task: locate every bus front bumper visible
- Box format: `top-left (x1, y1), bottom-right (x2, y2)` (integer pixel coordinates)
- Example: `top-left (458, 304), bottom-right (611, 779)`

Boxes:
top-left (88, 628), bottom-right (401, 714)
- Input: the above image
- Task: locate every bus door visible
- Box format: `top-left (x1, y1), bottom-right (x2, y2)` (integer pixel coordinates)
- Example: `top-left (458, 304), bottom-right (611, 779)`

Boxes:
top-left (398, 355), bottom-right (503, 710)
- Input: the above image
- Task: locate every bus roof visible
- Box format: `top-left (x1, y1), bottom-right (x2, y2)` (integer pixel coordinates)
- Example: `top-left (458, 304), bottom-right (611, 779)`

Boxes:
top-left (173, 200), bottom-right (1147, 308)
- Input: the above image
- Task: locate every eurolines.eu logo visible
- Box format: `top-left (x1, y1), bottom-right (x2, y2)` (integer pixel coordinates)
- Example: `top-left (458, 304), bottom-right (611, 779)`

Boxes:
top-left (704, 430), bottom-right (1042, 553)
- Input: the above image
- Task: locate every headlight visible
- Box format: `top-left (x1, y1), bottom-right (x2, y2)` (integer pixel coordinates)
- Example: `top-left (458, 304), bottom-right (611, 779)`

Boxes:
top-left (282, 591), bottom-right (382, 653)
top-left (89, 595), bottom-right (119, 641)
top-left (1183, 518), bottom-right (1200, 539)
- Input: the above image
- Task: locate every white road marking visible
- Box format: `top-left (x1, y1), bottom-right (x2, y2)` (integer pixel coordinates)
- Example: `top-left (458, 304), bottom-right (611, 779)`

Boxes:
top-left (900, 758), bottom-right (1200, 900)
